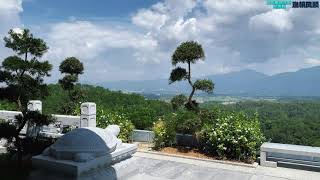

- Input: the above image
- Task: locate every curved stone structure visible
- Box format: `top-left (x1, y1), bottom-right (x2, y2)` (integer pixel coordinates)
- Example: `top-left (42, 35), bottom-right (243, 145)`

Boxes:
top-left (32, 125), bottom-right (137, 177)
top-left (42, 127), bottom-right (119, 162)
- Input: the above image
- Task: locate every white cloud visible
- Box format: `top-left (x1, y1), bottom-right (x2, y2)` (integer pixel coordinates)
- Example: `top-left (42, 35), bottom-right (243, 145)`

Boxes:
top-left (44, 1), bottom-right (320, 81)
top-left (204, 0), bottom-right (266, 15)
top-left (132, 9), bottom-right (168, 30)
top-left (249, 9), bottom-right (293, 32)
top-left (41, 21), bottom-right (168, 82)
top-left (0, 0), bottom-right (23, 61)
top-left (45, 21), bottom-right (158, 60)
top-left (305, 58), bottom-right (320, 66)
top-left (0, 0), bottom-right (22, 12)
top-left (2, 0), bottom-right (320, 82)
top-left (0, 0), bottom-right (22, 30)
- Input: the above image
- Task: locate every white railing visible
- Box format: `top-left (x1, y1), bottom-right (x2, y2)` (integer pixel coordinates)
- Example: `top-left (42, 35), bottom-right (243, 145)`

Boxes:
top-left (0, 101), bottom-right (96, 138)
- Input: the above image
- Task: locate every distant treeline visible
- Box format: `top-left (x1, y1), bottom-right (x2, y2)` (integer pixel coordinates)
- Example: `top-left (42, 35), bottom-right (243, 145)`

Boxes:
top-left (44, 84), bottom-right (173, 130)
top-left (0, 84), bottom-right (172, 130)
top-left (2, 84), bottom-right (320, 146)
top-left (202, 101), bottom-right (320, 146)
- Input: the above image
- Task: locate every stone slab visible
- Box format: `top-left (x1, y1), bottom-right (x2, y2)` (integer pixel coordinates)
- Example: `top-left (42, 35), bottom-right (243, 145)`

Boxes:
top-left (261, 143), bottom-right (320, 157)
top-left (32, 143), bottom-right (137, 176)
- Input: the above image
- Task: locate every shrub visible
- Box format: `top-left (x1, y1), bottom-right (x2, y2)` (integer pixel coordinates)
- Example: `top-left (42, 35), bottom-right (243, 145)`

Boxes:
top-left (153, 118), bottom-right (176, 150)
top-left (0, 100), bottom-right (17, 111)
top-left (172, 111), bottom-right (201, 135)
top-left (198, 112), bottom-right (265, 163)
top-left (170, 94), bottom-right (187, 110)
top-left (161, 110), bottom-right (217, 135)
top-left (124, 106), bottom-right (157, 130)
top-left (96, 109), bottom-right (134, 142)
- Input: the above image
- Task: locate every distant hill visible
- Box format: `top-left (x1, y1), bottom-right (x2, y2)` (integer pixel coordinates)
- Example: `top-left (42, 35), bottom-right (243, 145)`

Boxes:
top-left (207, 70), bottom-right (267, 95)
top-left (99, 66), bottom-right (320, 96)
top-left (252, 66), bottom-right (320, 96)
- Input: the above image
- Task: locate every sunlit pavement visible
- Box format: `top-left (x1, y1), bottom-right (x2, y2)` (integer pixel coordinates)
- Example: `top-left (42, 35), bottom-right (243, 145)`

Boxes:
top-left (11, 150), bottom-right (320, 180)
top-left (125, 152), bottom-right (320, 180)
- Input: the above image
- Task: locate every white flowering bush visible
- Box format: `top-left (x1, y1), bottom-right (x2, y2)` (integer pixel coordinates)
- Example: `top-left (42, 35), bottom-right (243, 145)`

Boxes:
top-left (96, 108), bottom-right (134, 142)
top-left (153, 118), bottom-right (176, 150)
top-left (198, 112), bottom-right (265, 163)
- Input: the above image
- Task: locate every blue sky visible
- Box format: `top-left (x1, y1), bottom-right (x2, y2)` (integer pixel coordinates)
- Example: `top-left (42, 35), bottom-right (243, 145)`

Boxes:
top-left (1, 0), bottom-right (320, 83)
top-left (21, 0), bottom-right (158, 24)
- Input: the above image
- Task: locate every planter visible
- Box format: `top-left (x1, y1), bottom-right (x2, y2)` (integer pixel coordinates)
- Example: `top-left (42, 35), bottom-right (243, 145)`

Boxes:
top-left (175, 133), bottom-right (198, 147)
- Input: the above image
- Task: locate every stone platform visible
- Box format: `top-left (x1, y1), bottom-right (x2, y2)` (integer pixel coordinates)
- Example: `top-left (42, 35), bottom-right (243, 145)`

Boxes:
top-left (29, 151), bottom-right (320, 180)
top-left (32, 143), bottom-right (137, 176)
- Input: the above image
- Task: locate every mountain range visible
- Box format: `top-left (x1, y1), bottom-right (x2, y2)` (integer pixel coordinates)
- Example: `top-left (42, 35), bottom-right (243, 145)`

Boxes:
top-left (98, 66), bottom-right (320, 97)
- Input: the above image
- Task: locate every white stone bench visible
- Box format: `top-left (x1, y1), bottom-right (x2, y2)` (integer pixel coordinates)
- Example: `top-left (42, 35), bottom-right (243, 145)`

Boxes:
top-left (260, 142), bottom-right (320, 170)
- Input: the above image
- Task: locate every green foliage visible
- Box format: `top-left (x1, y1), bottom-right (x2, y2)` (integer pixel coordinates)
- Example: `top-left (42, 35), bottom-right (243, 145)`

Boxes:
top-left (169, 67), bottom-right (187, 84)
top-left (170, 94), bottom-right (187, 110)
top-left (202, 101), bottom-right (320, 146)
top-left (0, 29), bottom-right (53, 165)
top-left (172, 41), bottom-right (205, 65)
top-left (199, 112), bottom-right (265, 163)
top-left (96, 108), bottom-right (134, 142)
top-left (123, 106), bottom-right (157, 130)
top-left (58, 57), bottom-right (84, 114)
top-left (153, 119), bottom-right (176, 150)
top-left (0, 100), bottom-right (16, 111)
top-left (4, 29), bottom-right (48, 57)
top-left (0, 29), bottom-right (52, 111)
top-left (59, 75), bottom-right (78, 90)
top-left (59, 57), bottom-right (84, 75)
top-left (175, 111), bottom-right (201, 134)
top-left (42, 84), bottom-right (172, 130)
top-left (162, 111), bottom-right (201, 135)
top-left (194, 79), bottom-right (214, 93)
top-left (20, 111), bottom-right (56, 127)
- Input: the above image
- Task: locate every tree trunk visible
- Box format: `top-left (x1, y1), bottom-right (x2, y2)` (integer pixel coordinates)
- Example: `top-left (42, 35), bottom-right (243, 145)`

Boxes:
top-left (186, 62), bottom-right (197, 111)
top-left (17, 96), bottom-right (22, 112)
top-left (189, 87), bottom-right (195, 103)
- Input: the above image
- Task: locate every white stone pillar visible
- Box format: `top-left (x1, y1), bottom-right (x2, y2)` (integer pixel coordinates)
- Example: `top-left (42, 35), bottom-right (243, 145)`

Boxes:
top-left (80, 102), bottom-right (96, 127)
top-left (26, 100), bottom-right (43, 137)
top-left (27, 100), bottom-right (42, 113)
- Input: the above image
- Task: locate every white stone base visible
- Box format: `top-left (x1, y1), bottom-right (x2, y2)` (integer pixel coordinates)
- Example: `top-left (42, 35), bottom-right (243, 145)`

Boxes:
top-left (260, 151), bottom-right (277, 168)
top-left (32, 143), bottom-right (137, 177)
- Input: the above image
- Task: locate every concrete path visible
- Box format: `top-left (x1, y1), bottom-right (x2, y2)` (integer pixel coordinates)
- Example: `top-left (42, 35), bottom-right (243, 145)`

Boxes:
top-left (27, 151), bottom-right (320, 180)
top-left (128, 152), bottom-right (320, 180)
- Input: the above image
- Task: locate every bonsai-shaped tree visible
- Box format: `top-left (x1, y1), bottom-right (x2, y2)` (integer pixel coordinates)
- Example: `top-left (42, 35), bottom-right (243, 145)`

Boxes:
top-left (169, 41), bottom-right (214, 111)
top-left (0, 29), bottom-right (55, 165)
top-left (58, 57), bottom-right (84, 114)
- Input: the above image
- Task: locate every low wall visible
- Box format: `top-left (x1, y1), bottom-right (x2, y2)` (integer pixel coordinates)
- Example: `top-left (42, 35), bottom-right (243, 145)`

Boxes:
top-left (131, 129), bottom-right (198, 147)
top-left (0, 110), bottom-right (22, 121)
top-left (131, 130), bottom-right (154, 142)
top-left (0, 110), bottom-right (27, 134)
top-left (0, 111), bottom-right (81, 136)
top-left (52, 114), bottom-right (80, 127)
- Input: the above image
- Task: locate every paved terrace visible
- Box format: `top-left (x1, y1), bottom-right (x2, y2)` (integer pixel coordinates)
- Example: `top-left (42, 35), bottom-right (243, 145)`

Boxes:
top-left (11, 149), bottom-right (320, 180)
top-left (122, 152), bottom-right (320, 180)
